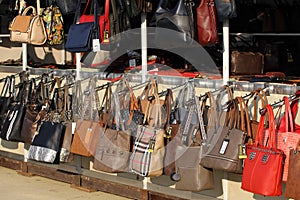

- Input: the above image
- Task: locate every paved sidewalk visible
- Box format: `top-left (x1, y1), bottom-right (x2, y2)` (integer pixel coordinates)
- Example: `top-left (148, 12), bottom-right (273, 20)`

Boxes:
top-left (0, 166), bottom-right (131, 200)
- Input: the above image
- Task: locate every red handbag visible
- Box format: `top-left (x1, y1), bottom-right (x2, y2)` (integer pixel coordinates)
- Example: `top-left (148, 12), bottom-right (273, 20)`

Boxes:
top-left (80, 0), bottom-right (110, 43)
top-left (196, 0), bottom-right (219, 46)
top-left (241, 104), bottom-right (284, 196)
top-left (277, 96), bottom-right (300, 181)
top-left (279, 90), bottom-right (300, 133)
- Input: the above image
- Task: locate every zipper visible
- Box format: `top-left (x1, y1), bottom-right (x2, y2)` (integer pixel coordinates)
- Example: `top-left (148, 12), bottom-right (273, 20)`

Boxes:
top-left (204, 154), bottom-right (238, 163)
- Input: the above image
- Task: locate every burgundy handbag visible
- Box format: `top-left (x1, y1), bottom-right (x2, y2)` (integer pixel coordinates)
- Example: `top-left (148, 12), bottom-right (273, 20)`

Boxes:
top-left (196, 0), bottom-right (219, 46)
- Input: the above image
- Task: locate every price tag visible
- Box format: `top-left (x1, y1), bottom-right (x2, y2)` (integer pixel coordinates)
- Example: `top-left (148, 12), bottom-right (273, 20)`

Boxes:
top-left (148, 138), bottom-right (156, 153)
top-left (238, 144), bottom-right (247, 159)
top-left (93, 39), bottom-right (101, 52)
top-left (219, 139), bottom-right (229, 155)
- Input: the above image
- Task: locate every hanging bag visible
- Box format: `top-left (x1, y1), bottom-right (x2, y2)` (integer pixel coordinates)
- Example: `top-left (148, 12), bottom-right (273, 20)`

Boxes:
top-left (196, 0), bottom-right (219, 46)
top-left (284, 140), bottom-right (300, 199)
top-left (214, 0), bottom-right (237, 22)
top-left (276, 96), bottom-right (300, 181)
top-left (241, 105), bottom-right (284, 196)
top-left (70, 77), bottom-right (100, 157)
top-left (10, 6), bottom-right (47, 45)
top-left (65, 0), bottom-right (99, 52)
top-left (42, 1), bottom-right (64, 45)
top-left (130, 92), bottom-right (165, 177)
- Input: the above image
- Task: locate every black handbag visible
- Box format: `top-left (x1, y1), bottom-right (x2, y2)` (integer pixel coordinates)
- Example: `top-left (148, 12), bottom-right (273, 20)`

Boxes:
top-left (0, 76), bottom-right (14, 131)
top-left (154, 0), bottom-right (195, 47)
top-left (0, 80), bottom-right (30, 142)
top-left (28, 121), bottom-right (66, 163)
top-left (65, 0), bottom-right (99, 52)
top-left (214, 0), bottom-right (237, 22)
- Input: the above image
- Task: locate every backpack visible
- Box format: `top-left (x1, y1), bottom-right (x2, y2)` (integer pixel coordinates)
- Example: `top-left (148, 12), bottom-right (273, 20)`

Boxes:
top-left (42, 4), bottom-right (64, 45)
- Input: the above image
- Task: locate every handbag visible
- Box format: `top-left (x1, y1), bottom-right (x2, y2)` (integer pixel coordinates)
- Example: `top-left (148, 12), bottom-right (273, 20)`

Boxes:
top-left (28, 120), bottom-right (66, 163)
top-left (0, 76), bottom-right (14, 131)
top-left (70, 77), bottom-right (100, 157)
top-left (130, 125), bottom-right (165, 177)
top-left (196, 0), bottom-right (219, 46)
top-left (245, 88), bottom-right (268, 141)
top-left (276, 96), bottom-right (300, 181)
top-left (93, 127), bottom-right (131, 173)
top-left (174, 145), bottom-right (214, 191)
top-left (155, 0), bottom-right (195, 47)
top-left (241, 105), bottom-right (284, 196)
top-left (0, 80), bottom-right (32, 142)
top-left (10, 6), bottom-right (47, 45)
top-left (214, 0), bottom-right (237, 22)
top-left (284, 140), bottom-right (300, 199)
top-left (130, 92), bottom-right (166, 177)
top-left (173, 97), bottom-right (214, 191)
top-left (162, 89), bottom-right (180, 176)
top-left (65, 0), bottom-right (99, 52)
top-left (79, 0), bottom-right (110, 43)
top-left (200, 98), bottom-right (248, 173)
top-left (231, 51), bottom-right (264, 75)
top-left (42, 2), bottom-right (64, 45)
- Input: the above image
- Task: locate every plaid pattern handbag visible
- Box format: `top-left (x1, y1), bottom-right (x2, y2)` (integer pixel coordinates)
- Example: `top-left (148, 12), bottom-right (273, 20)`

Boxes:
top-left (130, 125), bottom-right (165, 177)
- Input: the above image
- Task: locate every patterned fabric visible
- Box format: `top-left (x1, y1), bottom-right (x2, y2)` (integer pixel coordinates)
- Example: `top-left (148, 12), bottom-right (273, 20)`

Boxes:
top-left (42, 5), bottom-right (64, 45)
top-left (130, 126), bottom-right (154, 176)
top-left (130, 125), bottom-right (164, 177)
top-left (28, 145), bottom-right (58, 163)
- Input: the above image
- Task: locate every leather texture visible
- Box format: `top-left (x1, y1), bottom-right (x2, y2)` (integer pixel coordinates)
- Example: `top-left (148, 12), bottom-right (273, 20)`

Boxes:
top-left (10, 6), bottom-right (47, 45)
top-left (196, 0), bottom-right (219, 46)
top-left (93, 128), bottom-right (131, 173)
top-left (231, 51), bottom-right (264, 75)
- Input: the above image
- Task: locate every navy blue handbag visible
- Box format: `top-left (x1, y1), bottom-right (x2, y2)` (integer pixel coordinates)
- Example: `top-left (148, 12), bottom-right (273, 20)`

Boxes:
top-left (65, 0), bottom-right (99, 52)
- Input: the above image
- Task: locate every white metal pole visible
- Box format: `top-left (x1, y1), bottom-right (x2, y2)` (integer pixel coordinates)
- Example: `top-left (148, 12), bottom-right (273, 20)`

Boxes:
top-left (22, 43), bottom-right (27, 71)
top-left (141, 13), bottom-right (147, 83)
top-left (222, 19), bottom-right (230, 86)
top-left (76, 53), bottom-right (81, 80)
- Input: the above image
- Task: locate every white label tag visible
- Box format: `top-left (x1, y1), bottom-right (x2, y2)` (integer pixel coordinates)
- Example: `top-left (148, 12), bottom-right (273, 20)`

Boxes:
top-left (129, 59), bottom-right (136, 67)
top-left (219, 139), bottom-right (229, 155)
top-left (93, 39), bottom-right (101, 52)
top-left (72, 122), bottom-right (76, 135)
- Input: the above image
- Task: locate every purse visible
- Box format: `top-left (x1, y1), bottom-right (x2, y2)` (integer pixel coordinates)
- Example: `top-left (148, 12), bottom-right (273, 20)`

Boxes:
top-left (42, 2), bottom-right (64, 45)
top-left (28, 120), bottom-right (66, 163)
top-left (79, 0), bottom-right (110, 43)
top-left (200, 98), bottom-right (248, 173)
top-left (230, 51), bottom-right (264, 75)
top-left (174, 97), bottom-right (214, 191)
top-left (70, 77), bottom-right (100, 157)
top-left (65, 0), bottom-right (99, 52)
top-left (196, 0), bottom-right (219, 46)
top-left (0, 76), bottom-right (14, 131)
top-left (130, 125), bottom-right (165, 177)
top-left (10, 6), bottom-right (47, 45)
top-left (174, 145), bottom-right (214, 191)
top-left (245, 88), bottom-right (268, 141)
top-left (0, 80), bottom-right (31, 142)
top-left (276, 96), bottom-right (300, 181)
top-left (241, 105), bottom-right (284, 196)
top-left (214, 0), bottom-right (237, 22)
top-left (93, 127), bottom-right (131, 173)
top-left (284, 140), bottom-right (300, 199)
top-left (155, 0), bottom-right (195, 47)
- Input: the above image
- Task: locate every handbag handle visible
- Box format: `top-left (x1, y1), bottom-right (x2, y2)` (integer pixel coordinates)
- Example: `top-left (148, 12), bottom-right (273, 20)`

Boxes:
top-left (256, 104), bottom-right (276, 148)
top-left (22, 6), bottom-right (37, 16)
top-left (278, 96), bottom-right (295, 132)
top-left (236, 97), bottom-right (253, 140)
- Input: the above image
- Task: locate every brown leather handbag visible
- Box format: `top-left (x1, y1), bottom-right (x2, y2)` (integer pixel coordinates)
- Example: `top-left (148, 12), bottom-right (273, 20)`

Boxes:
top-left (284, 140), bottom-right (300, 199)
top-left (10, 6), bottom-right (47, 45)
top-left (231, 51), bottom-right (264, 75)
top-left (196, 0), bottom-right (219, 46)
top-left (93, 128), bottom-right (131, 173)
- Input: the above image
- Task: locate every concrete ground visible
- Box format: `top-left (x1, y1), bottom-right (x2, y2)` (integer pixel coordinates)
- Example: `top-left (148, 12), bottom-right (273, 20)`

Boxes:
top-left (0, 166), bottom-right (131, 200)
